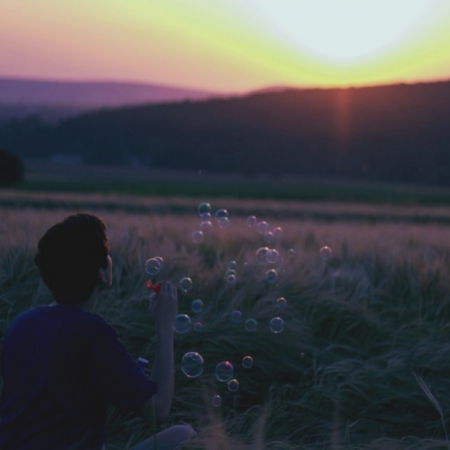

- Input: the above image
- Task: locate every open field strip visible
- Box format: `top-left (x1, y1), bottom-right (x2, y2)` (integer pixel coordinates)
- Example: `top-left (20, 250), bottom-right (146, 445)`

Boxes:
top-left (2, 200), bottom-right (450, 449)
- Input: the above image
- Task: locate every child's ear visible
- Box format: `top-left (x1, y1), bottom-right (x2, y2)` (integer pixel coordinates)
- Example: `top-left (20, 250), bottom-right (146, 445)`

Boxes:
top-left (99, 255), bottom-right (113, 286)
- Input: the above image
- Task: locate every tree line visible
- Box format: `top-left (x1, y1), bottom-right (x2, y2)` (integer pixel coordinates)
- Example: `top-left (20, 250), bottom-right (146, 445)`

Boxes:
top-left (1, 80), bottom-right (450, 186)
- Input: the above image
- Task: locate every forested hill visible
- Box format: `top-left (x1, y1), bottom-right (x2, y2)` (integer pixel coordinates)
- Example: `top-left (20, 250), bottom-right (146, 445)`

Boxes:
top-left (2, 80), bottom-right (450, 186)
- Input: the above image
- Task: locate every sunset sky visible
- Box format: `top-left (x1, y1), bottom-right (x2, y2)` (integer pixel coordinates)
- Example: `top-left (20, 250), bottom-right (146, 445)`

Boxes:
top-left (1, 0), bottom-right (450, 93)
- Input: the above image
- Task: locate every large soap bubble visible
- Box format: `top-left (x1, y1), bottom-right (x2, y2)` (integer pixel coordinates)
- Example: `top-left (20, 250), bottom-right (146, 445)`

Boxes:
top-left (180, 277), bottom-right (193, 292)
top-left (198, 202), bottom-right (211, 216)
top-left (270, 317), bottom-right (285, 333)
top-left (181, 352), bottom-right (204, 378)
top-left (319, 246), bottom-right (333, 260)
top-left (215, 361), bottom-right (234, 382)
top-left (174, 314), bottom-right (191, 334)
top-left (242, 356), bottom-right (254, 369)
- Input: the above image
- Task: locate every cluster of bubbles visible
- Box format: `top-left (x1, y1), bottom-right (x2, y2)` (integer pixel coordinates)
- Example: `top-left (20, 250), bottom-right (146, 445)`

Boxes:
top-left (144, 202), bottom-right (334, 407)
top-left (225, 260), bottom-right (238, 285)
top-left (145, 256), bottom-right (164, 276)
top-left (191, 203), bottom-right (232, 244)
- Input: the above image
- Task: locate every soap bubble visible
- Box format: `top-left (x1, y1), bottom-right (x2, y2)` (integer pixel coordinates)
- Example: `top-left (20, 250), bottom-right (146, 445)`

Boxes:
top-left (181, 352), bottom-right (204, 378)
top-left (174, 314), bottom-right (191, 334)
top-left (227, 260), bottom-right (237, 270)
top-left (145, 257), bottom-right (163, 275)
top-left (225, 269), bottom-right (237, 277)
top-left (154, 256), bottom-right (164, 266)
top-left (245, 318), bottom-right (257, 332)
top-left (198, 202), bottom-right (211, 216)
top-left (264, 232), bottom-right (275, 243)
top-left (257, 221), bottom-right (269, 234)
top-left (217, 217), bottom-right (230, 229)
top-left (300, 352), bottom-right (305, 358)
top-left (256, 247), bottom-right (270, 264)
top-left (226, 274), bottom-right (237, 284)
top-left (227, 379), bottom-right (239, 392)
top-left (200, 220), bottom-right (213, 233)
top-left (270, 317), bottom-right (284, 333)
top-left (276, 297), bottom-right (287, 310)
top-left (242, 356), bottom-right (254, 369)
top-left (287, 248), bottom-right (296, 259)
top-left (194, 321), bottom-right (204, 332)
top-left (191, 230), bottom-right (204, 244)
top-left (246, 215), bottom-right (257, 227)
top-left (180, 277), bottom-right (193, 292)
top-left (273, 227), bottom-right (283, 239)
top-left (215, 209), bottom-right (229, 220)
top-left (265, 269), bottom-right (279, 283)
top-left (211, 395), bottom-right (222, 407)
top-left (266, 249), bottom-right (280, 264)
top-left (215, 361), bottom-right (234, 382)
top-left (231, 310), bottom-right (243, 323)
top-left (191, 299), bottom-right (203, 313)
top-left (320, 246), bottom-right (333, 260)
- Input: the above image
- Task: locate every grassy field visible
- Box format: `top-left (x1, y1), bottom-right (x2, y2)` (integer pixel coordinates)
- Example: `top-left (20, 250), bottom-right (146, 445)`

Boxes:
top-left (2, 191), bottom-right (450, 449)
top-left (15, 159), bottom-right (450, 205)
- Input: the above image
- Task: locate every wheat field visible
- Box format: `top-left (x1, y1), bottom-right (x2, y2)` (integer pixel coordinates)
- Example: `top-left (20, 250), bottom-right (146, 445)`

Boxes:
top-left (1, 197), bottom-right (450, 450)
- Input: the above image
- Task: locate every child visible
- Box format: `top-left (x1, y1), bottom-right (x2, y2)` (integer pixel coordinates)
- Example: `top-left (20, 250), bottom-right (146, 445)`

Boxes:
top-left (0, 213), bottom-right (195, 449)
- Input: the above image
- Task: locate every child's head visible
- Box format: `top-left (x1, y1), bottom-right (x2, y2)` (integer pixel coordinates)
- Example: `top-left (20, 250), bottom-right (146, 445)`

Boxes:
top-left (35, 213), bottom-right (110, 304)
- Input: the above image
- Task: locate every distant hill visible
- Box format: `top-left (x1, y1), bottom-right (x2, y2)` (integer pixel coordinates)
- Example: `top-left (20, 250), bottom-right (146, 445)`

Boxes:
top-left (0, 77), bottom-right (218, 121)
top-left (1, 80), bottom-right (450, 186)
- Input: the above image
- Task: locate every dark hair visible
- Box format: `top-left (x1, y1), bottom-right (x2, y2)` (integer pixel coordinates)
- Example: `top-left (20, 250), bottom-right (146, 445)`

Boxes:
top-left (35, 214), bottom-right (110, 304)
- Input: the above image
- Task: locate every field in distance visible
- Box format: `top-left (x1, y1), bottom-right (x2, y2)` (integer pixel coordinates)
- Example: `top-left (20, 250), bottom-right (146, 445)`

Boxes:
top-left (11, 160), bottom-right (450, 207)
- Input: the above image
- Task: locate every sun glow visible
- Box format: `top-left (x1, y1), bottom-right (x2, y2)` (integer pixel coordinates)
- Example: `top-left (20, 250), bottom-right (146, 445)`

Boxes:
top-left (0, 0), bottom-right (450, 91)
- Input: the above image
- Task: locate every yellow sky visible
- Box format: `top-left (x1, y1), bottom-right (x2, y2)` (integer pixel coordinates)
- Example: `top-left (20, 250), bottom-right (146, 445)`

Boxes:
top-left (1, 0), bottom-right (449, 92)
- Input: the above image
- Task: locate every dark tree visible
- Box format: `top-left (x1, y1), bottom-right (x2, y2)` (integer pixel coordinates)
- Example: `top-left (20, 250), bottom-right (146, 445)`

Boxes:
top-left (0, 148), bottom-right (24, 186)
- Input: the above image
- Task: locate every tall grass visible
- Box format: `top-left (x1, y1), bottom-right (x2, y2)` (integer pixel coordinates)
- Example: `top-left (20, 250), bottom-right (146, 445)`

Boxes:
top-left (1, 204), bottom-right (450, 449)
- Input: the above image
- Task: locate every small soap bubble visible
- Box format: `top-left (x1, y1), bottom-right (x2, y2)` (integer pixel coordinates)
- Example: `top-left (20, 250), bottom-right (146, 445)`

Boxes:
top-left (200, 220), bottom-right (213, 233)
top-left (225, 269), bottom-right (237, 277)
top-left (257, 221), bottom-right (269, 234)
top-left (231, 310), bottom-right (243, 323)
top-left (181, 352), bottom-right (204, 378)
top-left (180, 277), bottom-right (193, 292)
top-left (256, 247), bottom-right (270, 264)
top-left (200, 212), bottom-right (211, 220)
top-left (198, 202), bottom-right (211, 216)
top-left (211, 395), bottom-right (222, 407)
top-left (194, 321), bottom-right (204, 332)
top-left (266, 249), bottom-right (280, 264)
top-left (226, 274), bottom-right (237, 284)
top-left (215, 361), bottom-right (234, 382)
top-left (242, 356), bottom-right (254, 369)
top-left (273, 227), bottom-right (283, 239)
top-left (264, 232), bottom-right (275, 243)
top-left (218, 217), bottom-right (230, 229)
top-left (245, 318), bottom-right (257, 332)
top-left (270, 317), bottom-right (285, 333)
top-left (227, 379), bottom-right (239, 392)
top-left (174, 314), bottom-right (191, 334)
top-left (191, 299), bottom-right (203, 313)
top-left (319, 246), bottom-right (333, 260)
top-left (215, 209), bottom-right (229, 220)
top-left (265, 269), bottom-right (279, 283)
top-left (191, 230), bottom-right (204, 244)
top-left (287, 248), bottom-right (296, 259)
top-left (246, 215), bottom-right (258, 227)
top-left (145, 257), bottom-right (163, 275)
top-left (227, 260), bottom-right (237, 270)
top-left (276, 297), bottom-right (287, 310)
top-left (300, 352), bottom-right (305, 358)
